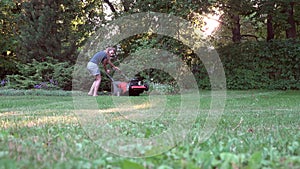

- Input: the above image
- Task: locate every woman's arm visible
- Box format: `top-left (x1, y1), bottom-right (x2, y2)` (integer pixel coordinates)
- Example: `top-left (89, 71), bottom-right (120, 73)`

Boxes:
top-left (103, 58), bottom-right (120, 73)
top-left (107, 57), bottom-right (120, 71)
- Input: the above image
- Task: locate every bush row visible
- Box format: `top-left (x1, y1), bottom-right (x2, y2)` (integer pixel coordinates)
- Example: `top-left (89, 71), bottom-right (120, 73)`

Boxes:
top-left (219, 39), bottom-right (300, 90)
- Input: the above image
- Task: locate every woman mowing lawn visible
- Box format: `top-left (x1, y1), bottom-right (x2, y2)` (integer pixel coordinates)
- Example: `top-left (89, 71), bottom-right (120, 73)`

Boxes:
top-left (87, 47), bottom-right (120, 96)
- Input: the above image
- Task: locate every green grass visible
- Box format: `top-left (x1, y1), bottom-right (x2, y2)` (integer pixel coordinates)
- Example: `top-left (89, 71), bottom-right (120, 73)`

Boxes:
top-left (0, 90), bottom-right (299, 169)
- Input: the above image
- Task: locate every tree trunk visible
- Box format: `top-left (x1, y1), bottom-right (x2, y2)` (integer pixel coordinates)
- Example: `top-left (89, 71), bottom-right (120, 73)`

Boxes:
top-left (286, 2), bottom-right (297, 39)
top-left (121, 0), bottom-right (130, 12)
top-left (267, 14), bottom-right (275, 41)
top-left (231, 14), bottom-right (241, 43)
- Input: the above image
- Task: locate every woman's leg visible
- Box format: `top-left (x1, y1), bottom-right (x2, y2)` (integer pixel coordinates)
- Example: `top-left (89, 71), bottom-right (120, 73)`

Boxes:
top-left (88, 81), bottom-right (96, 95)
top-left (93, 74), bottom-right (101, 96)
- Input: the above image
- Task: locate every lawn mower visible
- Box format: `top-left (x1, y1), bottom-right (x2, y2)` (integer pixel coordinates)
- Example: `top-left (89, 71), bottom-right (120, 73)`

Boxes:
top-left (105, 71), bottom-right (149, 96)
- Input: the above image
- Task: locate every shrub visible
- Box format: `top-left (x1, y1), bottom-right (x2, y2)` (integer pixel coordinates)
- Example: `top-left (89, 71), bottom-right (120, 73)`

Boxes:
top-left (217, 39), bottom-right (300, 90)
top-left (148, 82), bottom-right (179, 95)
top-left (6, 58), bottom-right (73, 90)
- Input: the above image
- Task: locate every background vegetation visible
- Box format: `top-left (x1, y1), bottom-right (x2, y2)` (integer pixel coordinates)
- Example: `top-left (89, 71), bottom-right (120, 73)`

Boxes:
top-left (1, 0), bottom-right (300, 91)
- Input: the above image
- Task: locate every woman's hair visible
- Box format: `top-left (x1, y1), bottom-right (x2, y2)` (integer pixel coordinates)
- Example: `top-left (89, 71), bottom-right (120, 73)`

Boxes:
top-left (106, 47), bottom-right (116, 53)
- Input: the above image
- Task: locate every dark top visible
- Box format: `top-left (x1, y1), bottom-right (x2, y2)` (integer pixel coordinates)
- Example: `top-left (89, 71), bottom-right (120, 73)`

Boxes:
top-left (89, 51), bottom-right (107, 64)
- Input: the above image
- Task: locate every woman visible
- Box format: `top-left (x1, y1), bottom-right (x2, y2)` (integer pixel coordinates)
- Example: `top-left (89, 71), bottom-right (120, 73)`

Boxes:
top-left (87, 47), bottom-right (120, 96)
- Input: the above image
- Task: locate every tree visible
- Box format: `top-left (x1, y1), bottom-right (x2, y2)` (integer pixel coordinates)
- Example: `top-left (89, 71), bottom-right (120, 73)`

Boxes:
top-left (285, 1), bottom-right (297, 39)
top-left (255, 0), bottom-right (277, 41)
top-left (257, 0), bottom-right (299, 40)
top-left (17, 0), bottom-right (103, 63)
top-left (0, 0), bottom-right (21, 78)
top-left (212, 0), bottom-right (257, 43)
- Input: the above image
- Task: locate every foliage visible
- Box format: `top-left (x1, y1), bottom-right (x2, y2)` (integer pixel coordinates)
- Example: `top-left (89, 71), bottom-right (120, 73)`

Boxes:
top-left (17, 0), bottom-right (103, 63)
top-left (0, 0), bottom-right (20, 78)
top-left (6, 58), bottom-right (73, 90)
top-left (118, 33), bottom-right (207, 91)
top-left (132, 0), bottom-right (210, 17)
top-left (119, 33), bottom-right (299, 90)
top-left (254, 0), bottom-right (300, 40)
top-left (0, 91), bottom-right (299, 168)
top-left (148, 82), bottom-right (179, 95)
top-left (218, 39), bottom-right (300, 90)
top-left (211, 0), bottom-right (257, 43)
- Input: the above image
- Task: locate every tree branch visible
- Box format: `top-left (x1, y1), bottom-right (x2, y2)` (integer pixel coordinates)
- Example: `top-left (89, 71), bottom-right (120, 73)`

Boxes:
top-left (241, 34), bottom-right (259, 41)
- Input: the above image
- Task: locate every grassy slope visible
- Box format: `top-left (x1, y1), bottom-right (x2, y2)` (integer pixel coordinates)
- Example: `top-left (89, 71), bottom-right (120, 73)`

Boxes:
top-left (0, 90), bottom-right (299, 168)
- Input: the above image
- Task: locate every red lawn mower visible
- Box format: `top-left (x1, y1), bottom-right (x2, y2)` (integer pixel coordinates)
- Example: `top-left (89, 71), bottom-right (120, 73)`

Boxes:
top-left (105, 71), bottom-right (149, 96)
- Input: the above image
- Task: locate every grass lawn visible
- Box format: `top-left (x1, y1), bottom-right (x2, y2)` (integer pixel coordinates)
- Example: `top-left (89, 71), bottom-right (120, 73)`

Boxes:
top-left (0, 90), bottom-right (299, 169)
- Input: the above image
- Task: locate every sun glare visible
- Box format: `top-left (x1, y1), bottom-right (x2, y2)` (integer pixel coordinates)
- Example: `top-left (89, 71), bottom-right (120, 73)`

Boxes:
top-left (202, 14), bottom-right (221, 36)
